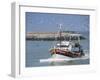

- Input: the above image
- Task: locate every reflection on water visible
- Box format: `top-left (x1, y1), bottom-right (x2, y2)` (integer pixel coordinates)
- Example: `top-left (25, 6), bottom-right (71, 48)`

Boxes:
top-left (50, 60), bottom-right (75, 66)
top-left (50, 59), bottom-right (89, 66)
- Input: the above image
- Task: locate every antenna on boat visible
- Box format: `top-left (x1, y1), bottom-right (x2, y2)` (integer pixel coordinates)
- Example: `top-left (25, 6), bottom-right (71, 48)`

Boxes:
top-left (59, 24), bottom-right (62, 30)
top-left (59, 24), bottom-right (62, 48)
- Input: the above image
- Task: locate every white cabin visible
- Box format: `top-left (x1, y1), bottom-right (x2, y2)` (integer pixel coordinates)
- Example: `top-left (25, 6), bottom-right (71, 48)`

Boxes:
top-left (56, 41), bottom-right (72, 51)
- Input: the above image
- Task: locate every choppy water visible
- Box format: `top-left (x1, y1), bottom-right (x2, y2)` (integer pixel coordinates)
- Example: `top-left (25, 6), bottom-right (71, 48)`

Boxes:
top-left (26, 32), bottom-right (89, 67)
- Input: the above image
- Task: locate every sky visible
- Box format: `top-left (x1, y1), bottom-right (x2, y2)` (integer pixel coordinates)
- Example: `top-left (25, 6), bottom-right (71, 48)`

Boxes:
top-left (26, 12), bottom-right (89, 32)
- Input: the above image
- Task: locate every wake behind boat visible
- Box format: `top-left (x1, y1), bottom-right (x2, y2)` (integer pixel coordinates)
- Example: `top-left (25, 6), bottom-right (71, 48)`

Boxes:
top-left (40, 54), bottom-right (89, 63)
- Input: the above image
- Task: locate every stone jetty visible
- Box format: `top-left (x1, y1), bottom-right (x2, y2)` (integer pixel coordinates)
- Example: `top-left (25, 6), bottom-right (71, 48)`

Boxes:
top-left (26, 31), bottom-right (85, 41)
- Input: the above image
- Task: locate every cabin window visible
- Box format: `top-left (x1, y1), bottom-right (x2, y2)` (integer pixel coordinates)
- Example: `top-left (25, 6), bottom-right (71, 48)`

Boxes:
top-left (57, 45), bottom-right (69, 47)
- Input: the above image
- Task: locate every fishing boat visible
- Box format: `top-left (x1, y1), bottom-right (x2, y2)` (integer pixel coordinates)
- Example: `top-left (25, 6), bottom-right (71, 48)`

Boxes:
top-left (49, 24), bottom-right (85, 58)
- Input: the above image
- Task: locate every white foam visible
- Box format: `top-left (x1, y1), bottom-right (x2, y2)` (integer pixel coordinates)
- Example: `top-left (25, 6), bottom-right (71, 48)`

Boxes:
top-left (40, 54), bottom-right (89, 63)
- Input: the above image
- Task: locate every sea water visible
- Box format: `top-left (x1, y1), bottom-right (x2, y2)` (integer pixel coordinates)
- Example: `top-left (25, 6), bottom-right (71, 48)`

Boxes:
top-left (26, 32), bottom-right (89, 67)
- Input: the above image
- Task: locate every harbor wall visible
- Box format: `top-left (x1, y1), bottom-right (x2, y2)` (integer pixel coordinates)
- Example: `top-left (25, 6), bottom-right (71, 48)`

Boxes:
top-left (26, 32), bottom-right (85, 41)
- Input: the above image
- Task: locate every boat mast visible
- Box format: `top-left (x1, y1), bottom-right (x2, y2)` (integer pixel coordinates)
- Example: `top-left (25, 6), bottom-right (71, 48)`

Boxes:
top-left (78, 35), bottom-right (80, 44)
top-left (59, 24), bottom-right (62, 47)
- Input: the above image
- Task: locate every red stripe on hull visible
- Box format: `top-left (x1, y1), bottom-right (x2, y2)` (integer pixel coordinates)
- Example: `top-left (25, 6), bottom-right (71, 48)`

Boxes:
top-left (50, 49), bottom-right (83, 58)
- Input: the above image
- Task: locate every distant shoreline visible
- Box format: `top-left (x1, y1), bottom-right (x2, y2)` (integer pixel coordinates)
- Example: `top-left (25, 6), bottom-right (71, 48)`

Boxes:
top-left (26, 31), bottom-right (85, 41)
